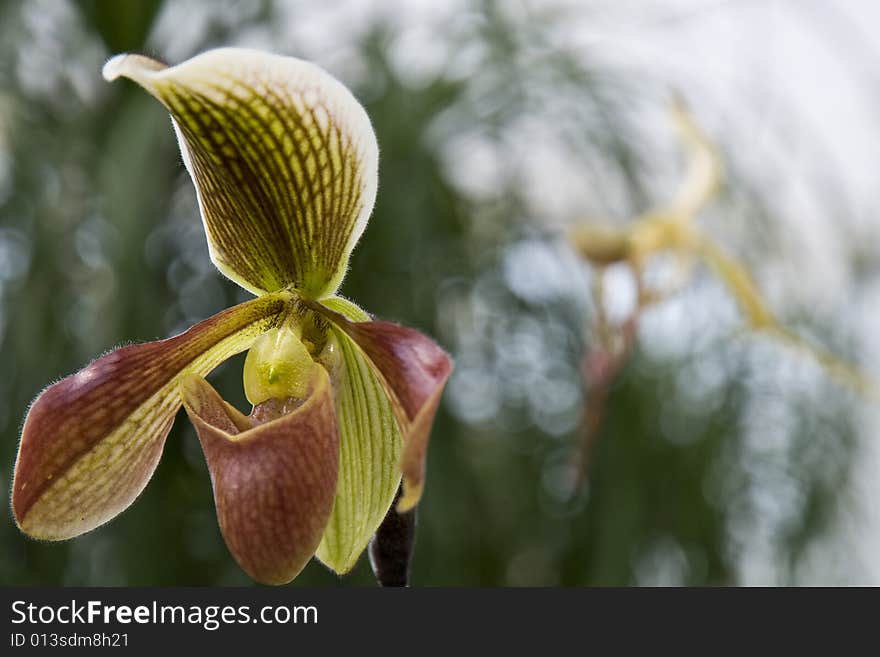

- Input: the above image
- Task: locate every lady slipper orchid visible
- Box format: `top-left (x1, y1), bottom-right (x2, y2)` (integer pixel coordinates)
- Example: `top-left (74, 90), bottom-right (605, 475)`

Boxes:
top-left (11, 48), bottom-right (452, 585)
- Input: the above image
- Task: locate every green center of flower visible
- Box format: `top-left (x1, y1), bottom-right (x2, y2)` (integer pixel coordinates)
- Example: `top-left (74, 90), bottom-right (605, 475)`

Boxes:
top-left (244, 323), bottom-right (319, 407)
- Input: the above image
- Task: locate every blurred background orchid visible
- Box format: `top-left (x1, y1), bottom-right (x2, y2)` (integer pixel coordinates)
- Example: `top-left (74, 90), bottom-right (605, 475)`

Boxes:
top-left (2, 0), bottom-right (880, 586)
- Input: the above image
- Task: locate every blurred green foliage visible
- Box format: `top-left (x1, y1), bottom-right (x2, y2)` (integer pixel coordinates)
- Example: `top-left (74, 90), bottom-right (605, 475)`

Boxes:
top-left (0, 0), bottom-right (862, 586)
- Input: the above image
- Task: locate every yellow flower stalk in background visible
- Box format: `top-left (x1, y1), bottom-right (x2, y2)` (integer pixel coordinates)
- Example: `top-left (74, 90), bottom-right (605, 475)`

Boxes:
top-left (569, 98), bottom-right (879, 479)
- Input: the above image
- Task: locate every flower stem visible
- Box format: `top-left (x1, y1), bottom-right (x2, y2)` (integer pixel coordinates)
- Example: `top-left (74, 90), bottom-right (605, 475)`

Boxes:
top-left (368, 485), bottom-right (417, 587)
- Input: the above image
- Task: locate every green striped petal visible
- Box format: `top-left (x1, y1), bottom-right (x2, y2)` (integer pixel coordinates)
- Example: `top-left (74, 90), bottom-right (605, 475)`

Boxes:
top-left (102, 48), bottom-right (379, 299)
top-left (314, 297), bottom-right (453, 512)
top-left (314, 296), bottom-right (403, 574)
top-left (12, 293), bottom-right (288, 540)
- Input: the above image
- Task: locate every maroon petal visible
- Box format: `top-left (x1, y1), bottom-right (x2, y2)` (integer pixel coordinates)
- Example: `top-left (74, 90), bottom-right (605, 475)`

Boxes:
top-left (12, 294), bottom-right (287, 540)
top-left (180, 367), bottom-right (339, 585)
top-left (314, 304), bottom-right (452, 511)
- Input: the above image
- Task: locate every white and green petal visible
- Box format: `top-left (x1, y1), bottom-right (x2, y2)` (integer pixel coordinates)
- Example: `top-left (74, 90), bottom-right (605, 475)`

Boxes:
top-left (316, 296), bottom-right (453, 515)
top-left (313, 297), bottom-right (404, 573)
top-left (12, 293), bottom-right (289, 540)
top-left (103, 48), bottom-right (379, 299)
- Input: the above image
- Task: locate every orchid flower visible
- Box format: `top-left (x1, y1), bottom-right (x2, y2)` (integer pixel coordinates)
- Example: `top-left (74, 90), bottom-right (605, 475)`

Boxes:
top-left (11, 48), bottom-right (452, 585)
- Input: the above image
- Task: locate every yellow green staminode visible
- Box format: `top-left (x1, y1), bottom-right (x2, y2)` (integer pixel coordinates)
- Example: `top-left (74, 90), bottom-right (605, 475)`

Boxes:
top-left (244, 325), bottom-right (318, 406)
